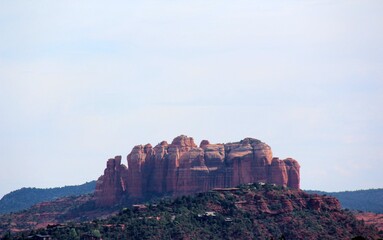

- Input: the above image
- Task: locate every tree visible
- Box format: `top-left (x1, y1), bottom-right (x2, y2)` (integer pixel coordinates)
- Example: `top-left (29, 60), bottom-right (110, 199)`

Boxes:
top-left (91, 229), bottom-right (101, 238)
top-left (69, 228), bottom-right (79, 240)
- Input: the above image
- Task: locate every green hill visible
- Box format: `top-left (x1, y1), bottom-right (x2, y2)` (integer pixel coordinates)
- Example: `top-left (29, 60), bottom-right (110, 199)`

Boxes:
top-left (305, 189), bottom-right (383, 213)
top-left (6, 183), bottom-right (381, 240)
top-left (0, 181), bottom-right (96, 214)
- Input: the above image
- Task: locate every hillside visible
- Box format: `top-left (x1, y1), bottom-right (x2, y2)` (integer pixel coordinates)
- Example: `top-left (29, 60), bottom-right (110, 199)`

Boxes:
top-left (4, 183), bottom-right (381, 240)
top-left (306, 189), bottom-right (383, 213)
top-left (0, 193), bottom-right (118, 236)
top-left (355, 212), bottom-right (383, 232)
top-left (0, 181), bottom-right (96, 215)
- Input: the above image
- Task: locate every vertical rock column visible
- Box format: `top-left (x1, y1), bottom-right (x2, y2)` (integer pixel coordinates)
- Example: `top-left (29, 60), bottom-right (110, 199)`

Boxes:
top-left (252, 141), bottom-right (273, 182)
top-left (228, 144), bottom-right (254, 186)
top-left (127, 145), bottom-right (147, 199)
top-left (95, 156), bottom-right (128, 207)
top-left (165, 135), bottom-right (197, 194)
top-left (268, 158), bottom-right (288, 187)
top-left (146, 141), bottom-right (168, 196)
top-left (284, 158), bottom-right (300, 189)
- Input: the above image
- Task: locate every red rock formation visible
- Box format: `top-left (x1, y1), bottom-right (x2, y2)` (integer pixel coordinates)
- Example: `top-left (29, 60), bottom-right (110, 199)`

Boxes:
top-left (284, 158), bottom-right (300, 189)
top-left (227, 141), bottom-right (254, 186)
top-left (268, 157), bottom-right (288, 187)
top-left (201, 143), bottom-right (226, 189)
top-left (95, 135), bottom-right (301, 206)
top-left (176, 148), bottom-right (210, 196)
top-left (146, 141), bottom-right (168, 196)
top-left (199, 140), bottom-right (210, 148)
top-left (95, 156), bottom-right (128, 207)
top-left (252, 141), bottom-right (273, 182)
top-left (165, 135), bottom-right (197, 194)
top-left (126, 146), bottom-right (144, 199)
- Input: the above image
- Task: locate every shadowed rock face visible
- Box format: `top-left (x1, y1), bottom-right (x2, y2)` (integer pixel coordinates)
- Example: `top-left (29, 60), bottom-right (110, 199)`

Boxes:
top-left (95, 135), bottom-right (300, 206)
top-left (95, 156), bottom-right (128, 206)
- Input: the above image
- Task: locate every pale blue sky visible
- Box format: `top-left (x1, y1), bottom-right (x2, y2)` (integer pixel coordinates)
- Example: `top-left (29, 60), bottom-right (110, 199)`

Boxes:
top-left (0, 1), bottom-right (382, 198)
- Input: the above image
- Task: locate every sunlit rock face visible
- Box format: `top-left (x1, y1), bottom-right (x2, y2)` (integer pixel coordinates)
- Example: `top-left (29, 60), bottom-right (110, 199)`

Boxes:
top-left (95, 135), bottom-right (300, 206)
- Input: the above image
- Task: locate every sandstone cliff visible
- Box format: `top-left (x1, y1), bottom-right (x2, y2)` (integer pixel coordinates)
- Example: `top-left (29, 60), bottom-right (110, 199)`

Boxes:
top-left (95, 156), bottom-right (128, 206)
top-left (95, 135), bottom-right (300, 206)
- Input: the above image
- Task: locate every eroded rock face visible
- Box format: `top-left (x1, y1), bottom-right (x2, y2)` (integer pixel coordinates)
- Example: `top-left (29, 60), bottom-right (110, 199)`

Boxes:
top-left (95, 135), bottom-right (301, 206)
top-left (146, 141), bottom-right (168, 196)
top-left (126, 145), bottom-right (147, 199)
top-left (166, 135), bottom-right (197, 194)
top-left (268, 158), bottom-right (288, 187)
top-left (95, 156), bottom-right (128, 207)
top-left (284, 158), bottom-right (301, 189)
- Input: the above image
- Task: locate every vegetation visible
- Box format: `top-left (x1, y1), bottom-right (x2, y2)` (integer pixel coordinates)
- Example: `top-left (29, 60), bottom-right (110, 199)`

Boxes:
top-left (306, 188), bottom-right (383, 213)
top-left (3, 183), bottom-right (381, 240)
top-left (0, 181), bottom-right (96, 214)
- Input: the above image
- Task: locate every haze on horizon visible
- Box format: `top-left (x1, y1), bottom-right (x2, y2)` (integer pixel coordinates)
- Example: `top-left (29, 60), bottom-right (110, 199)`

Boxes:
top-left (0, 1), bottom-right (382, 198)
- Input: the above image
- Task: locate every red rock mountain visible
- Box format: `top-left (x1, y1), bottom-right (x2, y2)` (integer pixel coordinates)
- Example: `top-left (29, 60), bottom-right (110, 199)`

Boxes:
top-left (95, 135), bottom-right (300, 206)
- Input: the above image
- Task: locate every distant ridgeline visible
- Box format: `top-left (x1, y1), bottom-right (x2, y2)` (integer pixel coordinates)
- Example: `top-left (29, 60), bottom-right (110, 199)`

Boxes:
top-left (306, 189), bottom-right (383, 214)
top-left (0, 181), bottom-right (96, 214)
top-left (95, 135), bottom-right (301, 206)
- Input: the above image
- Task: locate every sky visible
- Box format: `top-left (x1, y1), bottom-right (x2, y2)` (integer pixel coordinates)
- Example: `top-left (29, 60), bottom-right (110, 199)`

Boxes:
top-left (0, 1), bottom-right (382, 198)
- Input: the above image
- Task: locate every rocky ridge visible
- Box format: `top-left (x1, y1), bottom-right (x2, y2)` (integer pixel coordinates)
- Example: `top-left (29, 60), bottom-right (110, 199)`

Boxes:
top-left (95, 135), bottom-right (300, 206)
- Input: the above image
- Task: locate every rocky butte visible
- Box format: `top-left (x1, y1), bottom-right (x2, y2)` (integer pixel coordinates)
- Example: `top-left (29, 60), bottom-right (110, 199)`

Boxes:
top-left (95, 135), bottom-right (300, 207)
